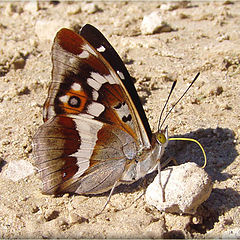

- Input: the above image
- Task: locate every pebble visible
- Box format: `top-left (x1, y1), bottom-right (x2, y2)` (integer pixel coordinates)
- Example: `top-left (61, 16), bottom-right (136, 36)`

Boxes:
top-left (221, 228), bottom-right (240, 238)
top-left (140, 11), bottom-right (173, 35)
top-left (66, 4), bottom-right (81, 15)
top-left (23, 2), bottom-right (39, 13)
top-left (81, 3), bottom-right (100, 14)
top-left (68, 213), bottom-right (88, 224)
top-left (44, 210), bottom-right (60, 221)
top-left (179, 12), bottom-right (190, 19)
top-left (222, 0), bottom-right (234, 5)
top-left (13, 57), bottom-right (26, 70)
top-left (17, 86), bottom-right (30, 96)
top-left (145, 162), bottom-right (212, 214)
top-left (4, 3), bottom-right (23, 16)
top-left (160, 1), bottom-right (190, 10)
top-left (142, 219), bottom-right (166, 238)
top-left (35, 20), bottom-right (70, 42)
top-left (209, 86), bottom-right (224, 96)
top-left (217, 34), bottom-right (230, 42)
top-left (2, 160), bottom-right (36, 182)
top-left (229, 30), bottom-right (240, 41)
top-left (160, 3), bottom-right (180, 11)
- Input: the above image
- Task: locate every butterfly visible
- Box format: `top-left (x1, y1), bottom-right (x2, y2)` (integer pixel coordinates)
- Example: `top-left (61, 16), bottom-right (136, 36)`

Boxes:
top-left (33, 24), bottom-right (196, 201)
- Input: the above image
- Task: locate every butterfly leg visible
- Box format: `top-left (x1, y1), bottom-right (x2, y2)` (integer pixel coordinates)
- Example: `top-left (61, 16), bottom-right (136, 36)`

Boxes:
top-left (158, 162), bottom-right (166, 202)
top-left (95, 180), bottom-right (119, 216)
top-left (157, 157), bottom-right (178, 202)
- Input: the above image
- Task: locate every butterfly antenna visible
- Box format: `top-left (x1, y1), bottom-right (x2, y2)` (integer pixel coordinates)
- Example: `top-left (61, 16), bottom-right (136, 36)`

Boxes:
top-left (159, 72), bottom-right (200, 131)
top-left (157, 80), bottom-right (177, 131)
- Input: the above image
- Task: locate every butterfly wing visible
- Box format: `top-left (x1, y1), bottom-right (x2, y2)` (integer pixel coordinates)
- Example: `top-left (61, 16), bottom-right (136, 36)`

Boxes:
top-left (80, 24), bottom-right (152, 145)
top-left (33, 25), bottom-right (152, 195)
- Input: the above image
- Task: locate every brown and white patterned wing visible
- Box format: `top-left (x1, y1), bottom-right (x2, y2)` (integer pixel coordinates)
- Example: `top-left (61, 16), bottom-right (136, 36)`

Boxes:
top-left (33, 26), bottom-right (152, 195)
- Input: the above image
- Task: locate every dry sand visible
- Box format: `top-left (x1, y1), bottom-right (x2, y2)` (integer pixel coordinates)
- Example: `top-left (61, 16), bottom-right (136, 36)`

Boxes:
top-left (0, 1), bottom-right (239, 238)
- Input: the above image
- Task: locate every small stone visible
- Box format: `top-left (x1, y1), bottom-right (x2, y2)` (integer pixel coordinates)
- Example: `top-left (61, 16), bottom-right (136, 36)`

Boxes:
top-left (209, 86), bottom-right (223, 96)
top-left (179, 12), bottom-right (190, 19)
top-left (67, 4), bottom-right (81, 15)
top-left (160, 3), bottom-right (180, 11)
top-left (145, 162), bottom-right (212, 214)
top-left (222, 0), bottom-right (234, 5)
top-left (17, 86), bottom-right (30, 96)
top-left (69, 213), bottom-right (81, 224)
top-left (217, 34), bottom-right (230, 42)
top-left (50, 1), bottom-right (60, 5)
top-left (143, 219), bottom-right (166, 238)
top-left (220, 103), bottom-right (232, 111)
top-left (140, 11), bottom-right (173, 35)
top-left (216, 86), bottom-right (224, 95)
top-left (69, 213), bottom-right (88, 224)
top-left (229, 30), bottom-right (240, 41)
top-left (221, 228), bottom-right (240, 238)
top-left (24, 1), bottom-right (39, 13)
top-left (1, 139), bottom-right (10, 146)
top-left (2, 160), bottom-right (36, 182)
top-left (5, 3), bottom-right (23, 16)
top-left (31, 205), bottom-right (40, 214)
top-left (13, 58), bottom-right (26, 70)
top-left (29, 38), bottom-right (39, 48)
top-left (57, 218), bottom-right (69, 230)
top-left (44, 210), bottom-right (60, 221)
top-left (81, 3), bottom-right (100, 14)
top-left (165, 214), bottom-right (191, 235)
top-left (35, 20), bottom-right (70, 42)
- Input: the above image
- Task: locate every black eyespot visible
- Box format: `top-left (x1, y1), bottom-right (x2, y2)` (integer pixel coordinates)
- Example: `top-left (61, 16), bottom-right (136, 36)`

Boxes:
top-left (68, 96), bottom-right (81, 108)
top-left (122, 114), bottom-right (132, 123)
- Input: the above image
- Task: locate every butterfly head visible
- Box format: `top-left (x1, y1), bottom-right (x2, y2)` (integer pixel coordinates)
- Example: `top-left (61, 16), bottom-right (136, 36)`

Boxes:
top-left (156, 126), bottom-right (168, 146)
top-left (153, 125), bottom-right (169, 164)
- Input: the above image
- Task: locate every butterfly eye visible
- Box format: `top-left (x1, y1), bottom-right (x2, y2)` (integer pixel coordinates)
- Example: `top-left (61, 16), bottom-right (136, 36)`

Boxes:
top-left (156, 132), bottom-right (166, 144)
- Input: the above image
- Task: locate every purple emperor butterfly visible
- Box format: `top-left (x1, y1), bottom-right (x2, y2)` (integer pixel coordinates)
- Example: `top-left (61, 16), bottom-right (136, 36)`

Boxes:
top-left (33, 24), bottom-right (199, 203)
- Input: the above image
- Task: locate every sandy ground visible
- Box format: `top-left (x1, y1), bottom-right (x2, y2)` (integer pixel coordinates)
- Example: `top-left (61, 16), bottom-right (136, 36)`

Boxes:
top-left (0, 1), bottom-right (240, 238)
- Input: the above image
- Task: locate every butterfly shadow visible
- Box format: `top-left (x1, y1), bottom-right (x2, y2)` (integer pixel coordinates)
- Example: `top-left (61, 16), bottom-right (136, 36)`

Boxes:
top-left (162, 127), bottom-right (239, 233)
top-left (165, 127), bottom-right (237, 182)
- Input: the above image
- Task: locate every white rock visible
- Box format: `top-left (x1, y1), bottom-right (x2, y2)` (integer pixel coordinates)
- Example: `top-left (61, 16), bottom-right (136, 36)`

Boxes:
top-left (4, 3), bottom-right (16, 16)
top-left (81, 3), bottom-right (99, 14)
top-left (160, 3), bottom-right (179, 11)
top-left (140, 11), bottom-right (172, 35)
top-left (216, 34), bottom-right (230, 42)
top-left (2, 160), bottom-right (36, 182)
top-left (146, 162), bottom-right (212, 214)
top-left (24, 1), bottom-right (39, 13)
top-left (66, 4), bottom-right (81, 15)
top-left (221, 228), bottom-right (240, 238)
top-left (160, 1), bottom-right (189, 11)
top-left (35, 20), bottom-right (70, 42)
top-left (4, 3), bottom-right (23, 16)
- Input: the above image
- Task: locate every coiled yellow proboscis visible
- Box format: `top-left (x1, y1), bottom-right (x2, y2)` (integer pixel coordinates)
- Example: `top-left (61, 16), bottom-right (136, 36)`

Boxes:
top-left (168, 137), bottom-right (207, 168)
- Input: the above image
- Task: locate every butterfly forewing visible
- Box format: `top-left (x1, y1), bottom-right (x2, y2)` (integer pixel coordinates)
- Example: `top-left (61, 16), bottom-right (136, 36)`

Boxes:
top-left (80, 24), bottom-right (152, 146)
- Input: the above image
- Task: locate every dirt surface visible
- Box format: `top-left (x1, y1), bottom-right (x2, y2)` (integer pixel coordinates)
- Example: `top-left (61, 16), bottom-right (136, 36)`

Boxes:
top-left (0, 1), bottom-right (240, 238)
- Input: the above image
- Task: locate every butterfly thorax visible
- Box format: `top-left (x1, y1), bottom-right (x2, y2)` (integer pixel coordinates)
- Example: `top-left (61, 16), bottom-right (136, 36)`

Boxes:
top-left (120, 129), bottom-right (168, 184)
